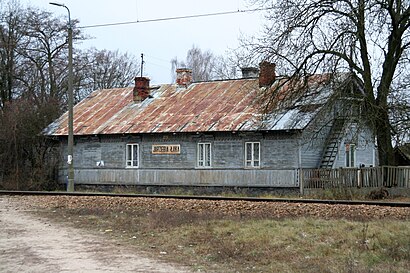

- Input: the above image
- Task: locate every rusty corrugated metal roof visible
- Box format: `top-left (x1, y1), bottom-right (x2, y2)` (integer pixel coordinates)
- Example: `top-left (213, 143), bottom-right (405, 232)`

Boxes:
top-left (44, 74), bottom-right (341, 136)
top-left (44, 79), bottom-right (267, 136)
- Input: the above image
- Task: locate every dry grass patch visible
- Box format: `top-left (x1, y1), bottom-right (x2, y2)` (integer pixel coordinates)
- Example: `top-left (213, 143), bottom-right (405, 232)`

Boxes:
top-left (16, 195), bottom-right (410, 272)
top-left (47, 208), bottom-right (410, 272)
top-left (152, 218), bottom-right (410, 272)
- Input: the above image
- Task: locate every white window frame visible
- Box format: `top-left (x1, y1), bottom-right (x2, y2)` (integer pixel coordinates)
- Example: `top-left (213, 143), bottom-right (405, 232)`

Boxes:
top-left (197, 143), bottom-right (212, 168)
top-left (126, 143), bottom-right (139, 168)
top-left (345, 143), bottom-right (356, 167)
top-left (245, 142), bottom-right (260, 168)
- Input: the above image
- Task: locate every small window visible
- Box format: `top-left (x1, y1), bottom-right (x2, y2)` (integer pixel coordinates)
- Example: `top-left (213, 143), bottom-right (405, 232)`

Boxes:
top-left (245, 142), bottom-right (260, 168)
top-left (198, 143), bottom-right (211, 167)
top-left (126, 144), bottom-right (139, 168)
top-left (345, 144), bottom-right (356, 167)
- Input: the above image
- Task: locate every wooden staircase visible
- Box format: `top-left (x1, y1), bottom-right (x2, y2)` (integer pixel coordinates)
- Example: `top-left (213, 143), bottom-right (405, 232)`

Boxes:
top-left (319, 119), bottom-right (345, 169)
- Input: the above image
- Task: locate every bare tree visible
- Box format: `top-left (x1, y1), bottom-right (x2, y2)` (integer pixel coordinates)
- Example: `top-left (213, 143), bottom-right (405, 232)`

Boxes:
top-left (0, 2), bottom-right (143, 190)
top-left (17, 7), bottom-right (84, 107)
top-left (0, 1), bottom-right (24, 108)
top-left (0, 5), bottom-right (67, 189)
top-left (73, 48), bottom-right (140, 102)
top-left (171, 45), bottom-right (238, 82)
top-left (246, 0), bottom-right (410, 165)
top-left (212, 55), bottom-right (240, 80)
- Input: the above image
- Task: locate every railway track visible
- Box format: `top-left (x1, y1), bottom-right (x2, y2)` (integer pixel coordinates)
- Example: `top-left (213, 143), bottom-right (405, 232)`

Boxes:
top-left (1, 190), bottom-right (409, 207)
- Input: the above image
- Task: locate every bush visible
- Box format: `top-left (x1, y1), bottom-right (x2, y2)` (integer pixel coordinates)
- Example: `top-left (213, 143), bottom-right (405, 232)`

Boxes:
top-left (0, 99), bottom-right (60, 190)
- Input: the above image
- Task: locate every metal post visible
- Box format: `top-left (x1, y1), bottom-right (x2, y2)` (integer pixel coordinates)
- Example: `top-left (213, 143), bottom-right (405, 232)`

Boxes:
top-left (50, 2), bottom-right (74, 191)
top-left (299, 168), bottom-right (304, 196)
top-left (67, 19), bottom-right (74, 192)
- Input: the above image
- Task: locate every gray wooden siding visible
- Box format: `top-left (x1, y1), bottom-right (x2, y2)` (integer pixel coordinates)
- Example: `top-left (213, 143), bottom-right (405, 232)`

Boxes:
top-left (213, 141), bottom-right (243, 168)
top-left (101, 142), bottom-right (125, 168)
top-left (300, 127), bottom-right (330, 168)
top-left (333, 126), bottom-right (376, 168)
top-left (58, 133), bottom-right (302, 186)
top-left (141, 141), bottom-right (195, 169)
top-left (263, 138), bottom-right (299, 169)
top-left (300, 121), bottom-right (376, 169)
top-left (64, 133), bottom-right (302, 171)
top-left (57, 128), bottom-right (374, 186)
top-left (59, 168), bottom-right (298, 187)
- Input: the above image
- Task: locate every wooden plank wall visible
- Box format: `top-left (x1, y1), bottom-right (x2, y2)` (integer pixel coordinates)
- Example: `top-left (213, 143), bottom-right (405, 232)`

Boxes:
top-left (58, 168), bottom-right (298, 187)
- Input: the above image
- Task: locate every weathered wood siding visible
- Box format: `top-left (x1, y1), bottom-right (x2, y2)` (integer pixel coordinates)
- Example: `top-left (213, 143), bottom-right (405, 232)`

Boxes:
top-left (300, 125), bottom-right (330, 168)
top-left (58, 169), bottom-right (297, 187)
top-left (57, 127), bottom-right (374, 187)
top-left (301, 166), bottom-right (410, 189)
top-left (263, 137), bottom-right (300, 169)
top-left (300, 122), bottom-right (376, 169)
top-left (58, 132), bottom-right (300, 187)
top-left (333, 125), bottom-right (376, 168)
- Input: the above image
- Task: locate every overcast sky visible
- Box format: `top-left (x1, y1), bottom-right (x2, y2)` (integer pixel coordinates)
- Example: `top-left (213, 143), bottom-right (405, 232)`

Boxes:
top-left (28, 0), bottom-right (266, 84)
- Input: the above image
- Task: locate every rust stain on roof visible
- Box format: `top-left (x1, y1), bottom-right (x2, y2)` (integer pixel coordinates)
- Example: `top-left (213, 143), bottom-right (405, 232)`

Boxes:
top-left (45, 79), bottom-right (265, 136)
top-left (44, 74), bottom-right (341, 136)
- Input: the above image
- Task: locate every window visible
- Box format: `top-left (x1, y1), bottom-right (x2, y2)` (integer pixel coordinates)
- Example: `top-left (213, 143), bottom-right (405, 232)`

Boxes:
top-left (197, 143), bottom-right (211, 167)
top-left (345, 143), bottom-right (356, 167)
top-left (126, 144), bottom-right (139, 168)
top-left (245, 142), bottom-right (260, 168)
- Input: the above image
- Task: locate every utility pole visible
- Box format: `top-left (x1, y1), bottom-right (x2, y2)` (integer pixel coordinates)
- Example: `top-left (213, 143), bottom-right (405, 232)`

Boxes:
top-left (50, 2), bottom-right (74, 192)
top-left (140, 53), bottom-right (144, 77)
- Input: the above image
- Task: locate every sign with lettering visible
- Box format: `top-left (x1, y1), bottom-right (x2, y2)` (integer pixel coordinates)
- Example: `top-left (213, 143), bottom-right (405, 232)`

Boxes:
top-left (152, 144), bottom-right (180, 154)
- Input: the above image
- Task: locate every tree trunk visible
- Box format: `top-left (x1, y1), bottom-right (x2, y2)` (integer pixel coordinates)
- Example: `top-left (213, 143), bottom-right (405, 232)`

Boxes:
top-left (375, 108), bottom-right (396, 166)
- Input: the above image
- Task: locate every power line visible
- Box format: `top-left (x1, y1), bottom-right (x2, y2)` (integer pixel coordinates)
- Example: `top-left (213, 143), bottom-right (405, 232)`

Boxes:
top-left (78, 7), bottom-right (274, 29)
top-left (144, 54), bottom-right (171, 64)
top-left (145, 61), bottom-right (172, 71)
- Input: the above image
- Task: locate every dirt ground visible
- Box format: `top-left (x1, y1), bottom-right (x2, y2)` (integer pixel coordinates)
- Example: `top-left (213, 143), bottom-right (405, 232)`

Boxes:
top-left (0, 196), bottom-right (193, 273)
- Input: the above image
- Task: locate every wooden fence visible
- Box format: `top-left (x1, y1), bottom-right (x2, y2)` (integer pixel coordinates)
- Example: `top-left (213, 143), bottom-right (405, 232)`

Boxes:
top-left (301, 166), bottom-right (410, 189)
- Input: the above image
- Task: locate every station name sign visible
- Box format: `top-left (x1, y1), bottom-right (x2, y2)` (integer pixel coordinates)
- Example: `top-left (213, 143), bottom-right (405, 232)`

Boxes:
top-left (152, 144), bottom-right (180, 154)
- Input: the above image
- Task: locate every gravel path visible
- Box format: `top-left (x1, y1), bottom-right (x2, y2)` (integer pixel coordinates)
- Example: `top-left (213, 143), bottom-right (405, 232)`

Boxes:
top-left (0, 196), bottom-right (193, 273)
top-left (15, 194), bottom-right (410, 220)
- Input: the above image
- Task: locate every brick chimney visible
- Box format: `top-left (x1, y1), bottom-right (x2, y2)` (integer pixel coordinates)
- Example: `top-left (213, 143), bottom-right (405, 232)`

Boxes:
top-left (176, 68), bottom-right (192, 87)
top-left (241, 67), bottom-right (259, 79)
top-left (259, 61), bottom-right (276, 87)
top-left (133, 77), bottom-right (150, 102)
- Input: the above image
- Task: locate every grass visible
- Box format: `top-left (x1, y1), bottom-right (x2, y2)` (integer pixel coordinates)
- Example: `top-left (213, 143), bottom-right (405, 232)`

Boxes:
top-left (40, 206), bottom-right (410, 273)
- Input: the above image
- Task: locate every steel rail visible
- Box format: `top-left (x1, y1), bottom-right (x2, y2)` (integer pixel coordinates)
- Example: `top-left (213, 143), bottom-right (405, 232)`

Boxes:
top-left (0, 190), bottom-right (409, 207)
